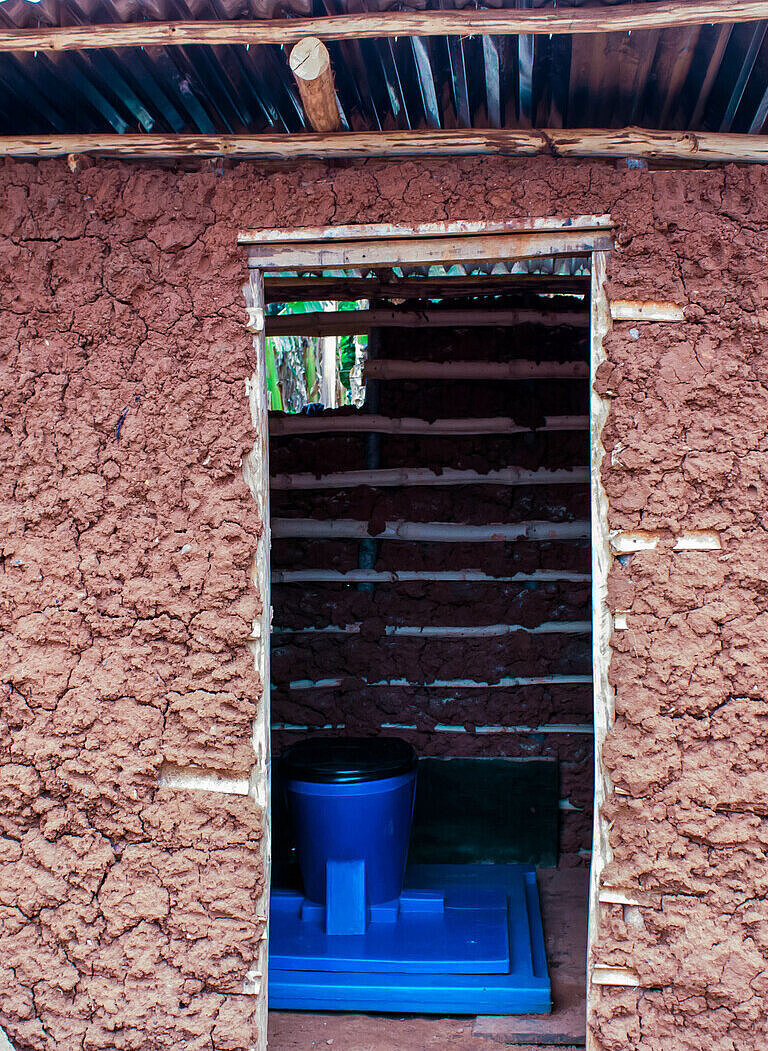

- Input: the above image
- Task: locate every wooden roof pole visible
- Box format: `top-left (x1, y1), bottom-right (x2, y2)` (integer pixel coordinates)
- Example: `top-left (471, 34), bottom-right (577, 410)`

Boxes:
top-left (3, 129), bottom-right (768, 163)
top-left (3, 1), bottom-right (768, 51)
top-left (288, 37), bottom-right (341, 133)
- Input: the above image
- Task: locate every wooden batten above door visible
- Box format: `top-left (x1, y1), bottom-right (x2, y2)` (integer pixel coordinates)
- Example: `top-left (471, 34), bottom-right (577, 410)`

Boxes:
top-left (239, 216), bottom-right (614, 271)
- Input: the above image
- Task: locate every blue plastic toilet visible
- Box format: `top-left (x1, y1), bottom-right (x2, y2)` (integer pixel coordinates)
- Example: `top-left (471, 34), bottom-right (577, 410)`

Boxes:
top-left (281, 736), bottom-right (417, 931)
top-left (272, 735), bottom-right (552, 1013)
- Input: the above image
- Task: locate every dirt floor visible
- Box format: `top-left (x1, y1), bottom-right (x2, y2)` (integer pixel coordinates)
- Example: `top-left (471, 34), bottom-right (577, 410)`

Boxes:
top-left (268, 866), bottom-right (587, 1050)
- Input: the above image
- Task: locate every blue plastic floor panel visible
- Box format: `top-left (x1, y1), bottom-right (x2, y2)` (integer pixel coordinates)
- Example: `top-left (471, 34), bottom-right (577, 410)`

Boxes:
top-left (269, 864), bottom-right (551, 1014)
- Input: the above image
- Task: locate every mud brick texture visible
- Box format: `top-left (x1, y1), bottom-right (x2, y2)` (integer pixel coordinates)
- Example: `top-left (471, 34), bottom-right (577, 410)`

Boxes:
top-left (2, 156), bottom-right (768, 1049)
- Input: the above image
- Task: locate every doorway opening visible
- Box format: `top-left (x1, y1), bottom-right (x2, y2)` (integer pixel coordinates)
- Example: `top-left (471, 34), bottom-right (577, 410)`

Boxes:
top-left (240, 220), bottom-right (611, 1049)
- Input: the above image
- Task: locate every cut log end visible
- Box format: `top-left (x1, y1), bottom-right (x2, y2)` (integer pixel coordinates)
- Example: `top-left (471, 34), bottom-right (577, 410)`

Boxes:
top-left (289, 36), bottom-right (331, 80)
top-left (288, 36), bottom-right (341, 133)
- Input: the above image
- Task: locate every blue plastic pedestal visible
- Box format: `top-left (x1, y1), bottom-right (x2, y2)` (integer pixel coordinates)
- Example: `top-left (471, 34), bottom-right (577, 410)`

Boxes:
top-left (269, 864), bottom-right (551, 1014)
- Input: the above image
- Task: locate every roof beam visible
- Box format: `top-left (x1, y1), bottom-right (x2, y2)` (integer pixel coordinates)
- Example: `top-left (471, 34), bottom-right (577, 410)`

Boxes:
top-left (3, 2), bottom-right (768, 52)
top-left (3, 128), bottom-right (768, 163)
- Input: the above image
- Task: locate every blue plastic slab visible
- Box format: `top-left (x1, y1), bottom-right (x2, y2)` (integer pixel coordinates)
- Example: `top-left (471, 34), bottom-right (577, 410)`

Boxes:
top-left (269, 864), bottom-right (551, 1014)
top-left (271, 882), bottom-right (509, 974)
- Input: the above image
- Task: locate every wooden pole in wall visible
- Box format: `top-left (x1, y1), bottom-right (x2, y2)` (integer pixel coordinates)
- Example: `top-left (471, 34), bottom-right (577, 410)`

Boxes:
top-left (288, 37), bottom-right (341, 133)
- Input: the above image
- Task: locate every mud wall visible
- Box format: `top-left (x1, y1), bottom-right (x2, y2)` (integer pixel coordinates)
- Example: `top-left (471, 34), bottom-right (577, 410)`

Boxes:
top-left (1, 156), bottom-right (768, 1051)
top-left (270, 316), bottom-right (593, 856)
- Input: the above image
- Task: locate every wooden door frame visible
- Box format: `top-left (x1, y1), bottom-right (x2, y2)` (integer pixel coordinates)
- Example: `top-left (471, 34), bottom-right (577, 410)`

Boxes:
top-left (241, 218), bottom-right (616, 1048)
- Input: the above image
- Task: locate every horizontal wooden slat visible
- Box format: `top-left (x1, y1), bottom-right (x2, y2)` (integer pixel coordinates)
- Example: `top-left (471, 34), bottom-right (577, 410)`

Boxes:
top-left (266, 308), bottom-right (590, 335)
top-left (271, 569), bottom-right (591, 583)
top-left (591, 966), bottom-right (642, 987)
top-left (611, 529), bottom-right (722, 552)
top-left (270, 466), bottom-right (589, 490)
top-left (269, 413), bottom-right (587, 436)
top-left (4, 129), bottom-right (768, 165)
top-left (271, 721), bottom-right (592, 733)
top-left (272, 621), bottom-right (592, 636)
top-left (281, 674), bottom-right (593, 690)
top-left (3, 3), bottom-right (768, 52)
top-left (363, 359), bottom-right (588, 380)
top-left (598, 888), bottom-right (642, 906)
top-left (249, 229), bottom-right (612, 270)
top-left (609, 299), bottom-right (686, 321)
top-left (158, 763), bottom-right (251, 795)
top-left (264, 275), bottom-right (590, 301)
top-left (271, 518), bottom-right (589, 541)
top-left (242, 215), bottom-right (611, 244)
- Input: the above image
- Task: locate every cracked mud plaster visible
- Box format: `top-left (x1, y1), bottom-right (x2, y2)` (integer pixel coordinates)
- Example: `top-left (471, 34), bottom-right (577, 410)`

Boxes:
top-left (1, 156), bottom-right (768, 1050)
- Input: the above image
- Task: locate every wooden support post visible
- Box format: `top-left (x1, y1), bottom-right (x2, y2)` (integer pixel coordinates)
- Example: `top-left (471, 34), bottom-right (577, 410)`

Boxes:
top-left (319, 335), bottom-right (338, 409)
top-left (288, 37), bottom-right (341, 133)
top-left (586, 252), bottom-right (615, 1027)
top-left (241, 270), bottom-right (272, 1037)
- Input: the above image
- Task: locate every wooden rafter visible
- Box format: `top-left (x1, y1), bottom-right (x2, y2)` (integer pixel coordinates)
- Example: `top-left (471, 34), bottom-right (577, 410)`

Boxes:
top-left (3, 1), bottom-right (768, 52)
top-left (4, 129), bottom-right (768, 164)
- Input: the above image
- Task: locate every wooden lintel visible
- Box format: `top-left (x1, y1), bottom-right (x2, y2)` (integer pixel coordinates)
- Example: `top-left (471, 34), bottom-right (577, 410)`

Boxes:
top-left (240, 215), bottom-right (612, 243)
top-left (250, 233), bottom-right (611, 271)
top-left (3, 129), bottom-right (768, 165)
top-left (3, 2), bottom-right (768, 53)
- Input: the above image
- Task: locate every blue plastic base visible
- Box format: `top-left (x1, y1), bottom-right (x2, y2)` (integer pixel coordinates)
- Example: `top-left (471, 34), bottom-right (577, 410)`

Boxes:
top-left (269, 864), bottom-right (551, 1014)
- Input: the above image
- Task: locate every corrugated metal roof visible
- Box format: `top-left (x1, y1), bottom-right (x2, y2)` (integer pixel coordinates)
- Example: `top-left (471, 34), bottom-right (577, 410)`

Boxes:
top-left (1, 0), bottom-right (768, 137)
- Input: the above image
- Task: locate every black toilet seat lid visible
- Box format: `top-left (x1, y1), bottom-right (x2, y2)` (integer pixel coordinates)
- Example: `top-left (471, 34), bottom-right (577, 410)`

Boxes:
top-left (281, 736), bottom-right (417, 784)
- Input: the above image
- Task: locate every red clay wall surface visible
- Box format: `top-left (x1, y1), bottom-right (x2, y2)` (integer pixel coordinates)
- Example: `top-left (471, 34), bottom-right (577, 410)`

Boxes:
top-left (1, 156), bottom-right (768, 1050)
